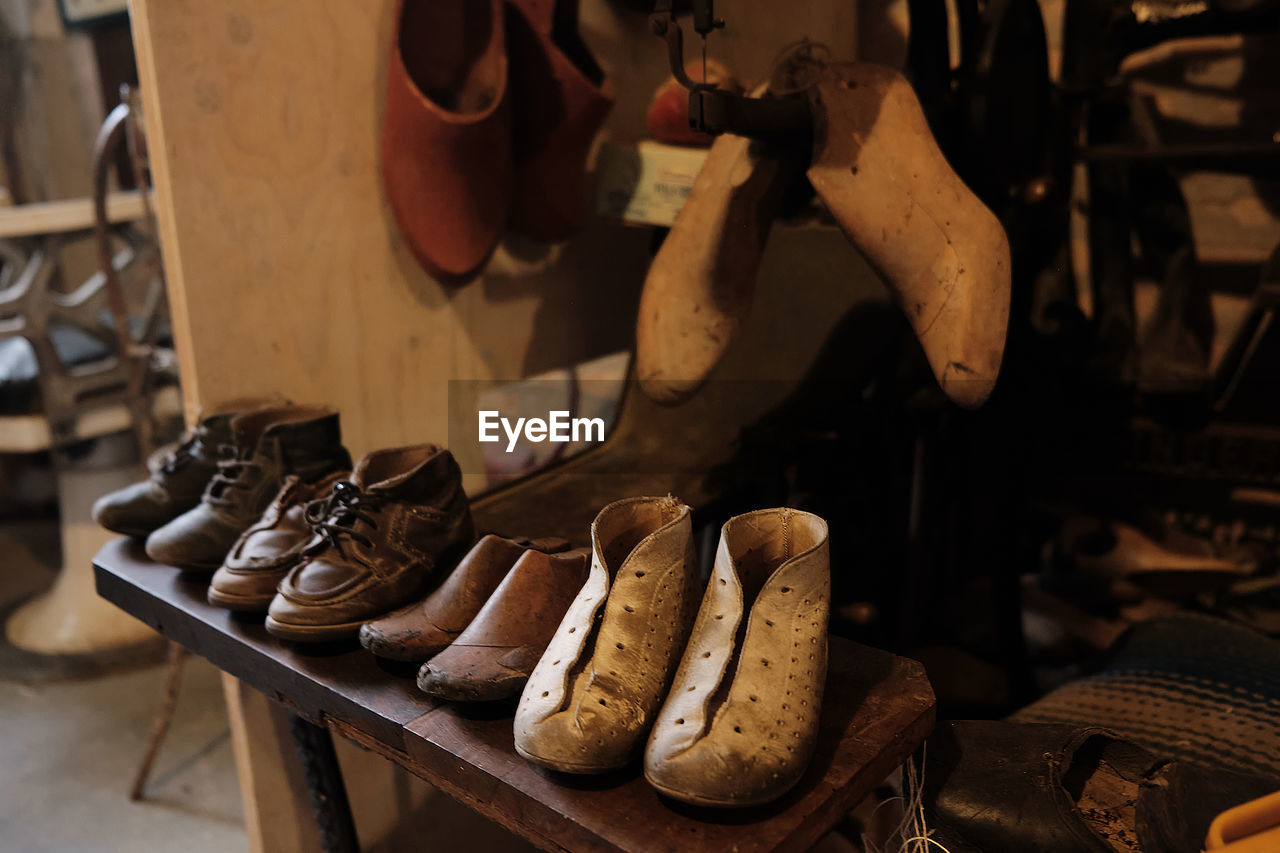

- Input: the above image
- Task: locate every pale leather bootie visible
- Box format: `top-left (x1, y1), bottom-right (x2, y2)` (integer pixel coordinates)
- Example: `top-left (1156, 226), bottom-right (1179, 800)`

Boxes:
top-left (514, 496), bottom-right (699, 773)
top-left (808, 62), bottom-right (1010, 409)
top-left (645, 507), bottom-right (830, 807)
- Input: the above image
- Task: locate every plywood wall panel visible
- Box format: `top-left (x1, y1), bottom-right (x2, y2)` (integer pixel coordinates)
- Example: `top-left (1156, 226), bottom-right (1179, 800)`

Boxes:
top-left (128, 0), bottom-right (657, 461)
top-left (129, 0), bottom-right (861, 459)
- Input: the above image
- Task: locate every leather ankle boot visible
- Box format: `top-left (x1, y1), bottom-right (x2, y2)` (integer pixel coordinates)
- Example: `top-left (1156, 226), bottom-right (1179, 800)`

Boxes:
top-left (645, 507), bottom-right (830, 807)
top-left (93, 401), bottom-right (276, 537)
top-left (266, 445), bottom-right (475, 642)
top-left (206, 470), bottom-right (349, 612)
top-left (360, 533), bottom-right (568, 662)
top-left (144, 406), bottom-right (351, 571)
top-left (515, 496), bottom-right (699, 773)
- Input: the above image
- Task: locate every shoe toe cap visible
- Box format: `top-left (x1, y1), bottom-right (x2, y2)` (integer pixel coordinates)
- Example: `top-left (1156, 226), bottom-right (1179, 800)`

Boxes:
top-left (515, 693), bottom-right (646, 772)
top-left (417, 645), bottom-right (530, 700)
top-left (267, 583), bottom-right (379, 628)
top-left (645, 736), bottom-right (806, 806)
top-left (359, 610), bottom-right (455, 661)
top-left (145, 510), bottom-right (236, 570)
top-left (645, 712), bottom-right (816, 806)
top-left (93, 482), bottom-right (174, 536)
top-left (209, 564), bottom-right (283, 603)
top-left (266, 593), bottom-right (324, 627)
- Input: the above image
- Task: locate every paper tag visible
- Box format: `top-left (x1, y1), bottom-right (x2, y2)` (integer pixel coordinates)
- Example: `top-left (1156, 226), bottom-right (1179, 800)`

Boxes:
top-left (594, 140), bottom-right (710, 228)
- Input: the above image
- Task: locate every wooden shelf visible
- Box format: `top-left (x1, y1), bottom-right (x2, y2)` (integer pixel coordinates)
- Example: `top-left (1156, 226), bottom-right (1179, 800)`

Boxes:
top-left (94, 538), bottom-right (935, 853)
top-left (0, 190), bottom-right (152, 240)
top-left (0, 385), bottom-right (181, 454)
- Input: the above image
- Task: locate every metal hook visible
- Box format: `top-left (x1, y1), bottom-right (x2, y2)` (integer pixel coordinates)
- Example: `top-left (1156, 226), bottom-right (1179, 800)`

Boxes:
top-left (650, 1), bottom-right (812, 143)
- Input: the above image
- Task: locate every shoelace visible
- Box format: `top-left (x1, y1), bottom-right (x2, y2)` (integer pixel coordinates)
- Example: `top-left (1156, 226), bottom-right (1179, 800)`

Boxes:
top-left (159, 432), bottom-right (205, 475)
top-left (301, 485), bottom-right (341, 529)
top-left (204, 443), bottom-right (262, 507)
top-left (306, 480), bottom-right (386, 551)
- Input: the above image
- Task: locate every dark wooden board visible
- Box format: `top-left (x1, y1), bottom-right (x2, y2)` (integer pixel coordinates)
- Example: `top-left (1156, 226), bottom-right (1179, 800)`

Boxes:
top-left (93, 538), bottom-right (435, 749)
top-left (402, 639), bottom-right (935, 853)
top-left (94, 537), bottom-right (936, 853)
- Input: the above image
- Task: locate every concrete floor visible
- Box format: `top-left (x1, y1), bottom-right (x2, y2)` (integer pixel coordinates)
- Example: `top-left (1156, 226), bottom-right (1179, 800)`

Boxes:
top-left (0, 517), bottom-right (247, 853)
top-left (0, 513), bottom-right (538, 853)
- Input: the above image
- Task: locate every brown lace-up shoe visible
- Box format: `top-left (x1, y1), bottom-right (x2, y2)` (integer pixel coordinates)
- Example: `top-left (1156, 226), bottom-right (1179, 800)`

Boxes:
top-left (206, 470), bottom-right (349, 612)
top-left (144, 406), bottom-right (351, 572)
top-left (265, 445), bottom-right (475, 642)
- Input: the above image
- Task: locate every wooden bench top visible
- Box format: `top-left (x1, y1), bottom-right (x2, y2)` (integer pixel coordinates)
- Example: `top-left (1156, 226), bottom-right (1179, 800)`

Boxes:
top-left (94, 538), bottom-right (935, 853)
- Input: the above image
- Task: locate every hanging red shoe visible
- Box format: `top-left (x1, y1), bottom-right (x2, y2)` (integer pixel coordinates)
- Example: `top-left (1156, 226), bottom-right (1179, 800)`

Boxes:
top-left (381, 0), bottom-right (511, 284)
top-left (505, 0), bottom-right (614, 243)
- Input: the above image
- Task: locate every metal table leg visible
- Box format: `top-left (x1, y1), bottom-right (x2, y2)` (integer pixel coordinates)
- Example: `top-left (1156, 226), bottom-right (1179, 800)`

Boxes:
top-left (286, 712), bottom-right (360, 853)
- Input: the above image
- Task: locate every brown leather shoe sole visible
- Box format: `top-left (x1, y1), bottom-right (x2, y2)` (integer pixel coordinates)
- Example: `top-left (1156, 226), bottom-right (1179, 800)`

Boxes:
top-left (360, 628), bottom-right (452, 663)
top-left (264, 615), bottom-right (367, 642)
top-left (416, 667), bottom-right (525, 702)
top-left (206, 586), bottom-right (276, 613)
top-left (100, 520), bottom-right (161, 538)
top-left (172, 560), bottom-right (225, 575)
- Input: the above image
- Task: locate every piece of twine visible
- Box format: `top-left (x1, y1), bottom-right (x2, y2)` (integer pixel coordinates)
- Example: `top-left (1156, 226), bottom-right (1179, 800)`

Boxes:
top-left (862, 747), bottom-right (954, 853)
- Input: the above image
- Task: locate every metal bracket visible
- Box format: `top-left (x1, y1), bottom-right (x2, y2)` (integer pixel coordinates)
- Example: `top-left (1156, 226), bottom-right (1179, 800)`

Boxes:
top-left (650, 0), bottom-right (811, 143)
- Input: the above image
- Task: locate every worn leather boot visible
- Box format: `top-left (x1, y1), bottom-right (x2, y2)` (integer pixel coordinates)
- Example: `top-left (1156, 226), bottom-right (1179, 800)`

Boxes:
top-left (206, 470), bottom-right (349, 612)
top-left (144, 406), bottom-right (350, 571)
top-left (359, 533), bottom-right (569, 662)
top-left (922, 721), bottom-right (1279, 853)
top-left (515, 496), bottom-right (699, 773)
top-left (93, 402), bottom-right (266, 537)
top-left (265, 445), bottom-right (475, 642)
top-left (418, 546), bottom-right (590, 701)
top-left (645, 507), bottom-right (829, 807)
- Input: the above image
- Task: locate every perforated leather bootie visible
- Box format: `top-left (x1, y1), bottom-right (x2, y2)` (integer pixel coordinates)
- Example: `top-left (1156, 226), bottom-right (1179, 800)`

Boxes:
top-left (514, 496), bottom-right (699, 773)
top-left (645, 507), bottom-right (830, 807)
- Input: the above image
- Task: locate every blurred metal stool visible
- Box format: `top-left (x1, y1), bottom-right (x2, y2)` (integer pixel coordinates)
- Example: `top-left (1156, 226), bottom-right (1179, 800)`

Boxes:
top-left (0, 86), bottom-right (177, 681)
